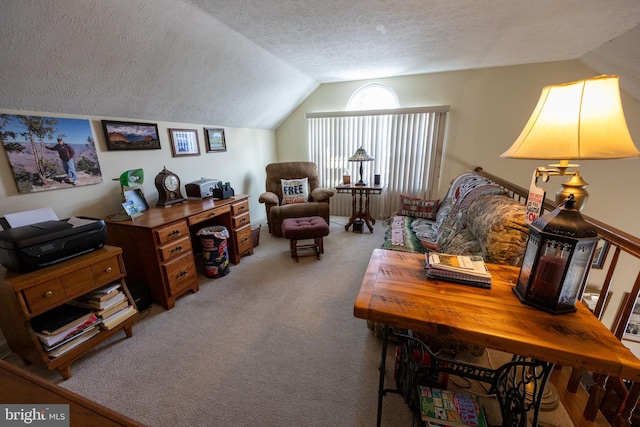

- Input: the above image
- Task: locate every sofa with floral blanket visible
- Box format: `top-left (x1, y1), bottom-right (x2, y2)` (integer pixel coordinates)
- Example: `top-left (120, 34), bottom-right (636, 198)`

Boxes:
top-left (382, 171), bottom-right (530, 267)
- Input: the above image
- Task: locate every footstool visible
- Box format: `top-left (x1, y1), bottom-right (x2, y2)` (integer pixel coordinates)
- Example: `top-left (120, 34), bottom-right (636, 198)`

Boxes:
top-left (281, 216), bottom-right (330, 262)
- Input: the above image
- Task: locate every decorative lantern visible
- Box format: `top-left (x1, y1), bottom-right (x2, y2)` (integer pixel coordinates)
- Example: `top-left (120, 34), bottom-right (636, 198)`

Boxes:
top-left (513, 195), bottom-right (598, 314)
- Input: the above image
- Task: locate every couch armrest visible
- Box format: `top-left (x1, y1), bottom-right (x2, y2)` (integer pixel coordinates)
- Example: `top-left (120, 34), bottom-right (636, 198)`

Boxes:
top-left (310, 188), bottom-right (334, 203)
top-left (259, 192), bottom-right (279, 206)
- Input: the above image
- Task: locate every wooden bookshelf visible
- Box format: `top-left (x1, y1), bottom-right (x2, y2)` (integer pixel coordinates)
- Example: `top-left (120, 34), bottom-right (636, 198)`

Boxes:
top-left (0, 246), bottom-right (138, 380)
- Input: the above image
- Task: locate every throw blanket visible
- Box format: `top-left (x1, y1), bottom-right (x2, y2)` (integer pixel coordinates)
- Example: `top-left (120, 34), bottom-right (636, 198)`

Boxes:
top-left (382, 216), bottom-right (427, 253)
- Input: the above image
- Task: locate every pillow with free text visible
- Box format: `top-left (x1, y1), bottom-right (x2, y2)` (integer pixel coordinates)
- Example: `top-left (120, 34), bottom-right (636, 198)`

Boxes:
top-left (399, 195), bottom-right (439, 220)
top-left (281, 178), bottom-right (309, 204)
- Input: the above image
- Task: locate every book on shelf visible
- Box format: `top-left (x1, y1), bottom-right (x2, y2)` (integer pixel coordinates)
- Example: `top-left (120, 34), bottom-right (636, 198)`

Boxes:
top-left (34, 313), bottom-right (100, 348)
top-left (30, 304), bottom-right (94, 336)
top-left (417, 386), bottom-right (488, 427)
top-left (40, 321), bottom-right (101, 352)
top-left (100, 305), bottom-right (137, 330)
top-left (96, 299), bottom-right (129, 319)
top-left (47, 326), bottom-right (101, 358)
top-left (84, 283), bottom-right (122, 301)
top-left (425, 253), bottom-right (492, 289)
top-left (67, 291), bottom-right (126, 310)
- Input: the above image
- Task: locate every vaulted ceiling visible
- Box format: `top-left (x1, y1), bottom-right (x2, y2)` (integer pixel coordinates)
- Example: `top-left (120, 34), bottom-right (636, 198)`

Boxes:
top-left (1, 0), bottom-right (639, 130)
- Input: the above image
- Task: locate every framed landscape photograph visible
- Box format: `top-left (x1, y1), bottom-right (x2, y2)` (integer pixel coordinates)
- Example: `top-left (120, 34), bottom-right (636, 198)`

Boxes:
top-left (169, 128), bottom-right (200, 157)
top-left (0, 114), bottom-right (103, 193)
top-left (102, 120), bottom-right (161, 151)
top-left (204, 128), bottom-right (227, 152)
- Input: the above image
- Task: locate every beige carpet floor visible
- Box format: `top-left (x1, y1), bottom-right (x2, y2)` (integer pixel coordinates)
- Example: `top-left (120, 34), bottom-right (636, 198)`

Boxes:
top-left (4, 216), bottom-right (573, 426)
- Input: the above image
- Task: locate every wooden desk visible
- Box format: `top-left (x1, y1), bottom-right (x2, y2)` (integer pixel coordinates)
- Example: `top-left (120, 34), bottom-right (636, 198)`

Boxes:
top-left (105, 196), bottom-right (252, 310)
top-left (0, 359), bottom-right (147, 426)
top-left (335, 183), bottom-right (384, 233)
top-left (354, 249), bottom-right (640, 426)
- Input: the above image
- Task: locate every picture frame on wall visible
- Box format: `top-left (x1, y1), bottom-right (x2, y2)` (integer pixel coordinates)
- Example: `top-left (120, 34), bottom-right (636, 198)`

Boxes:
top-left (102, 120), bottom-right (161, 151)
top-left (204, 128), bottom-right (227, 152)
top-left (623, 293), bottom-right (640, 343)
top-left (592, 239), bottom-right (610, 269)
top-left (0, 114), bottom-right (103, 193)
top-left (169, 128), bottom-right (201, 157)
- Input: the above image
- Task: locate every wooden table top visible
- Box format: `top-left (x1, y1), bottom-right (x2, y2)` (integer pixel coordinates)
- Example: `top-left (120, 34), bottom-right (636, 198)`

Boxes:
top-left (354, 249), bottom-right (640, 381)
top-left (104, 195), bottom-right (248, 229)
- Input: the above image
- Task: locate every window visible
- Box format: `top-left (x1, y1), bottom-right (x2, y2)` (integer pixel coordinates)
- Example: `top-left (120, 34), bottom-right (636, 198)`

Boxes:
top-left (346, 83), bottom-right (399, 111)
top-left (307, 106), bottom-right (448, 219)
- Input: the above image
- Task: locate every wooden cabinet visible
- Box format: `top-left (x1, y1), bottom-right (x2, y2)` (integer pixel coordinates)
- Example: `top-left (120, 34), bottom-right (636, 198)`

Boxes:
top-left (105, 196), bottom-right (252, 310)
top-left (0, 246), bottom-right (138, 380)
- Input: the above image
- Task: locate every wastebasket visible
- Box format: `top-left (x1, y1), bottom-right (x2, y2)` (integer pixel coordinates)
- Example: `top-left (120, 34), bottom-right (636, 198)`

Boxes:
top-left (197, 225), bottom-right (230, 278)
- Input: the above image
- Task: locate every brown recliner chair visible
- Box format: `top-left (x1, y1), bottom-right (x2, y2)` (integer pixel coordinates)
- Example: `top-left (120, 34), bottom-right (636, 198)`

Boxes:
top-left (258, 161), bottom-right (334, 237)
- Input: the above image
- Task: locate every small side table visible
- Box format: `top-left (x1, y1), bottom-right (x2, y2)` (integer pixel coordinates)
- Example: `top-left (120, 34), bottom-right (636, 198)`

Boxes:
top-left (335, 183), bottom-right (384, 233)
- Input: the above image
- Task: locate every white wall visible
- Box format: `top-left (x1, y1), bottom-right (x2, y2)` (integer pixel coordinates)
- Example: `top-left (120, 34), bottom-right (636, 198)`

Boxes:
top-left (0, 109), bottom-right (277, 224)
top-left (276, 60), bottom-right (640, 349)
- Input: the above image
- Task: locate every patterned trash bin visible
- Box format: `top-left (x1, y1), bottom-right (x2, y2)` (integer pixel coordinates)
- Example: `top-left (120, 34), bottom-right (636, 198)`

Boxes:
top-left (197, 226), bottom-right (230, 278)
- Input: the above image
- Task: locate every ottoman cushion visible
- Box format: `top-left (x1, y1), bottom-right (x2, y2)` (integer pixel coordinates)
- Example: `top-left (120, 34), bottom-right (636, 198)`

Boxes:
top-left (282, 217), bottom-right (329, 240)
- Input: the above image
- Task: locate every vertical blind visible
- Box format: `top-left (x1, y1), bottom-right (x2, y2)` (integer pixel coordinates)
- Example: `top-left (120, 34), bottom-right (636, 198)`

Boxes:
top-left (306, 106), bottom-right (449, 219)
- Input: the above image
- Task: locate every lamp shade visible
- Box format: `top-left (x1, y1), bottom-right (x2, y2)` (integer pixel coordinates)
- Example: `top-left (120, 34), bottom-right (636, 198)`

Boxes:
top-left (348, 146), bottom-right (375, 162)
top-left (119, 169), bottom-right (144, 187)
top-left (501, 75), bottom-right (640, 160)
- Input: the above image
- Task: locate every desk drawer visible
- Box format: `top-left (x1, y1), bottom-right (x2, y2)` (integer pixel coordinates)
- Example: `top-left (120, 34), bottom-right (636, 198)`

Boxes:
top-left (188, 206), bottom-right (230, 226)
top-left (155, 220), bottom-right (189, 245)
top-left (235, 224), bottom-right (253, 255)
top-left (90, 256), bottom-right (123, 286)
top-left (158, 235), bottom-right (192, 262)
top-left (232, 212), bottom-right (250, 229)
top-left (22, 279), bottom-right (66, 314)
top-left (163, 252), bottom-right (196, 296)
top-left (231, 200), bottom-right (249, 216)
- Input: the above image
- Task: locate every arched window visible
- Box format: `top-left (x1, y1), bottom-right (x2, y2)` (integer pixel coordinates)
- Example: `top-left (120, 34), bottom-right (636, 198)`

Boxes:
top-left (346, 83), bottom-right (399, 111)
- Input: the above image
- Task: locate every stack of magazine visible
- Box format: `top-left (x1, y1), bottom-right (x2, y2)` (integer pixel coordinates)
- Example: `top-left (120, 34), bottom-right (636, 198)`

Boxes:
top-left (425, 252), bottom-right (492, 289)
top-left (418, 385), bottom-right (488, 427)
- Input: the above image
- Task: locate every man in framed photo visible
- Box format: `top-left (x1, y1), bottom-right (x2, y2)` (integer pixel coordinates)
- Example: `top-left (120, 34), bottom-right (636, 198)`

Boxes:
top-left (47, 136), bottom-right (77, 185)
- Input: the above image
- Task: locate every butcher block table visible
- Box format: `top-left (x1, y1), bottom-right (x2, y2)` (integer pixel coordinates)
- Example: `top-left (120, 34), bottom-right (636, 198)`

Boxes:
top-left (354, 249), bottom-right (640, 426)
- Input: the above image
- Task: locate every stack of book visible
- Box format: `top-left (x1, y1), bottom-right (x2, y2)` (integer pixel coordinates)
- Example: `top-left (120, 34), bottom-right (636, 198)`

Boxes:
top-left (31, 304), bottom-right (101, 359)
top-left (425, 252), bottom-right (492, 289)
top-left (417, 386), bottom-right (488, 427)
top-left (67, 283), bottom-right (137, 331)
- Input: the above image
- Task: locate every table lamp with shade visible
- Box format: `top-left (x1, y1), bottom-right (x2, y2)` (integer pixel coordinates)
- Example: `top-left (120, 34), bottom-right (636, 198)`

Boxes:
top-left (348, 146), bottom-right (374, 186)
top-left (502, 75), bottom-right (640, 314)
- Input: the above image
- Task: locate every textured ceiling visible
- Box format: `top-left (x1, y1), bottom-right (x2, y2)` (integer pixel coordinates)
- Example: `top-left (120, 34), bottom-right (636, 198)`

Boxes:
top-left (1, 0), bottom-right (639, 130)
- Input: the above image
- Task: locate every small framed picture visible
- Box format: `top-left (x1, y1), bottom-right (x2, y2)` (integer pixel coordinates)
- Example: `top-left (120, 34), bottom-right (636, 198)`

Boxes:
top-left (592, 239), bottom-right (610, 269)
top-left (623, 293), bottom-right (640, 343)
top-left (102, 120), bottom-right (161, 151)
top-left (169, 128), bottom-right (200, 157)
top-left (204, 128), bottom-right (227, 152)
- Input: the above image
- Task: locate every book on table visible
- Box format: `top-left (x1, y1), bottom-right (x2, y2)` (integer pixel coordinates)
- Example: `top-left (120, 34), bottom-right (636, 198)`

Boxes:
top-left (425, 252), bottom-right (492, 289)
top-left (417, 386), bottom-right (488, 427)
